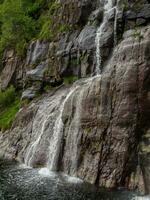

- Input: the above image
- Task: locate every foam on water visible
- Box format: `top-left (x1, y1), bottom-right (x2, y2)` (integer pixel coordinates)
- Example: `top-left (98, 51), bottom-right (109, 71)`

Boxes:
top-left (38, 168), bottom-right (57, 178)
top-left (132, 196), bottom-right (150, 200)
top-left (62, 173), bottom-right (83, 184)
top-left (19, 164), bottom-right (32, 169)
top-left (39, 168), bottom-right (83, 184)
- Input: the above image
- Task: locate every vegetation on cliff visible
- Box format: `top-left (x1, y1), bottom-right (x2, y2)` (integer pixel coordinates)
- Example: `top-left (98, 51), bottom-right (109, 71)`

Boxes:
top-left (0, 86), bottom-right (20, 130)
top-left (0, 0), bottom-right (60, 59)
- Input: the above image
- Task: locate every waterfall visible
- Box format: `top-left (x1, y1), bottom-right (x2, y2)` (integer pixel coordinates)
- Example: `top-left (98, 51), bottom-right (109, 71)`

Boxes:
top-left (47, 85), bottom-right (79, 171)
top-left (114, 0), bottom-right (119, 46)
top-left (24, 91), bottom-right (67, 167)
top-left (63, 86), bottom-right (85, 174)
top-left (25, 100), bottom-right (52, 166)
top-left (95, 0), bottom-right (117, 75)
top-left (24, 76), bottom-right (98, 171)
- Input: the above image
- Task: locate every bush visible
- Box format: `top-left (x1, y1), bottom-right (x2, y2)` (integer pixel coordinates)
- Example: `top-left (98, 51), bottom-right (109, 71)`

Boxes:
top-left (64, 76), bottom-right (78, 85)
top-left (0, 86), bottom-right (21, 130)
top-left (0, 0), bottom-right (70, 57)
top-left (0, 86), bottom-right (16, 109)
top-left (0, 99), bottom-right (20, 130)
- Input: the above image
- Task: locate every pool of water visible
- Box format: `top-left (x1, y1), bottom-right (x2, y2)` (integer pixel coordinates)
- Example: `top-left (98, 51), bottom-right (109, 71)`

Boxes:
top-left (0, 160), bottom-right (149, 200)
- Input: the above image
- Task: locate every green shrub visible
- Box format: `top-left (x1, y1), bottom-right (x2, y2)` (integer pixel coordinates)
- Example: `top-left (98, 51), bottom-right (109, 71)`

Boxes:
top-left (0, 99), bottom-right (20, 130)
top-left (0, 0), bottom-right (39, 57)
top-left (64, 76), bottom-right (78, 85)
top-left (0, 0), bottom-right (65, 57)
top-left (0, 86), bottom-right (21, 130)
top-left (0, 86), bottom-right (16, 110)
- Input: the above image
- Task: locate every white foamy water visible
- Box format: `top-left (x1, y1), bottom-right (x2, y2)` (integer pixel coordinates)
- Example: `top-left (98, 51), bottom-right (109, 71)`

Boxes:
top-left (95, 0), bottom-right (117, 75)
top-left (39, 168), bottom-right (57, 178)
top-left (39, 168), bottom-right (83, 184)
top-left (132, 196), bottom-right (150, 200)
top-left (24, 92), bottom-right (66, 167)
top-left (114, 2), bottom-right (118, 46)
top-left (64, 175), bottom-right (83, 184)
top-left (47, 86), bottom-right (79, 171)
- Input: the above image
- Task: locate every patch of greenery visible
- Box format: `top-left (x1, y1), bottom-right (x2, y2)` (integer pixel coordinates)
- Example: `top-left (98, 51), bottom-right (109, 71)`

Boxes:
top-left (38, 1), bottom-right (70, 40)
top-left (0, 0), bottom-right (69, 58)
top-left (63, 76), bottom-right (78, 85)
top-left (0, 86), bottom-right (21, 131)
top-left (0, 99), bottom-right (20, 130)
top-left (44, 85), bottom-right (53, 92)
top-left (0, 85), bottom-right (16, 109)
top-left (58, 24), bottom-right (71, 33)
top-left (0, 0), bottom-right (38, 57)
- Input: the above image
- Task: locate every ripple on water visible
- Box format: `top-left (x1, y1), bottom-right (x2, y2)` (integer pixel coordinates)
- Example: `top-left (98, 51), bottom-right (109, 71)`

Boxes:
top-left (0, 160), bottom-right (149, 200)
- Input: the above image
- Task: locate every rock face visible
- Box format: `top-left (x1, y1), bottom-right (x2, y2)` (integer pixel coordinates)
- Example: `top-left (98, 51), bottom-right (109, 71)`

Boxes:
top-left (0, 50), bottom-right (24, 90)
top-left (0, 0), bottom-right (150, 195)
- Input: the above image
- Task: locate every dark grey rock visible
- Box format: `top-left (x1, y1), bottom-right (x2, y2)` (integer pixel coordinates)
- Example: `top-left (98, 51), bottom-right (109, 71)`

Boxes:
top-left (77, 25), bottom-right (96, 50)
top-left (26, 61), bottom-right (48, 81)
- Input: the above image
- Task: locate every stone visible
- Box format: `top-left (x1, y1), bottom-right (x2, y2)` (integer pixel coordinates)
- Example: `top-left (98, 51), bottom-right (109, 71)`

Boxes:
top-left (21, 87), bottom-right (36, 100)
top-left (136, 18), bottom-right (146, 26)
top-left (26, 61), bottom-right (48, 81)
top-left (77, 25), bottom-right (96, 50)
top-left (125, 4), bottom-right (150, 20)
top-left (0, 50), bottom-right (24, 90)
top-left (137, 4), bottom-right (150, 19)
top-left (89, 8), bottom-right (103, 22)
top-left (26, 40), bottom-right (49, 66)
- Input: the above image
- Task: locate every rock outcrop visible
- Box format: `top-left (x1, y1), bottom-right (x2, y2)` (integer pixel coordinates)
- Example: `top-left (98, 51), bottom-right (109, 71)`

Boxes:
top-left (0, 0), bottom-right (150, 195)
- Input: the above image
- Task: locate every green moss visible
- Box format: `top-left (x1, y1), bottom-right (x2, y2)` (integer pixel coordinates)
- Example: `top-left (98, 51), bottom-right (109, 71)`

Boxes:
top-left (58, 24), bottom-right (71, 33)
top-left (38, 1), bottom-right (70, 40)
top-left (85, 127), bottom-right (92, 134)
top-left (63, 76), bottom-right (78, 85)
top-left (0, 98), bottom-right (20, 131)
top-left (38, 1), bottom-right (62, 40)
top-left (21, 99), bottom-right (30, 106)
top-left (38, 18), bottom-right (53, 40)
top-left (44, 85), bottom-right (53, 92)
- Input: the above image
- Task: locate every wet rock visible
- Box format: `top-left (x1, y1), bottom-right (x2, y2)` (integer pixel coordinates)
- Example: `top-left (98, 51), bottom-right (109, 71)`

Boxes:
top-left (0, 50), bottom-right (24, 90)
top-left (77, 25), bottom-right (96, 50)
top-left (136, 18), bottom-right (146, 26)
top-left (21, 87), bottom-right (37, 100)
top-left (89, 8), bottom-right (103, 23)
top-left (125, 4), bottom-right (150, 20)
top-left (26, 40), bottom-right (49, 66)
top-left (26, 61), bottom-right (48, 81)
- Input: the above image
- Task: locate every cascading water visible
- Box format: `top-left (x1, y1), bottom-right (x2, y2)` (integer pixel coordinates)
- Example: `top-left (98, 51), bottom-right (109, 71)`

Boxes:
top-left (24, 0), bottom-right (120, 175)
top-left (114, 0), bottom-right (119, 46)
top-left (47, 85), bottom-right (79, 171)
top-left (24, 75), bottom-right (99, 173)
top-left (25, 91), bottom-right (68, 167)
top-left (95, 0), bottom-right (118, 75)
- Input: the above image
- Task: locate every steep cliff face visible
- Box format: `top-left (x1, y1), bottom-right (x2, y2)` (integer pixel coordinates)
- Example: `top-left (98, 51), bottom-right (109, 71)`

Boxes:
top-left (0, 0), bottom-right (150, 195)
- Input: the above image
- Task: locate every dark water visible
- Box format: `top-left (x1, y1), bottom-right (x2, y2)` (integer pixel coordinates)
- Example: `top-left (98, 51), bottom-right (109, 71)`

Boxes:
top-left (0, 160), bottom-right (148, 200)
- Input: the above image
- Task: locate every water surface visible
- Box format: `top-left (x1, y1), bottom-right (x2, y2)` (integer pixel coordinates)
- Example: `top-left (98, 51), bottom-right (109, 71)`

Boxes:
top-left (0, 160), bottom-right (149, 200)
